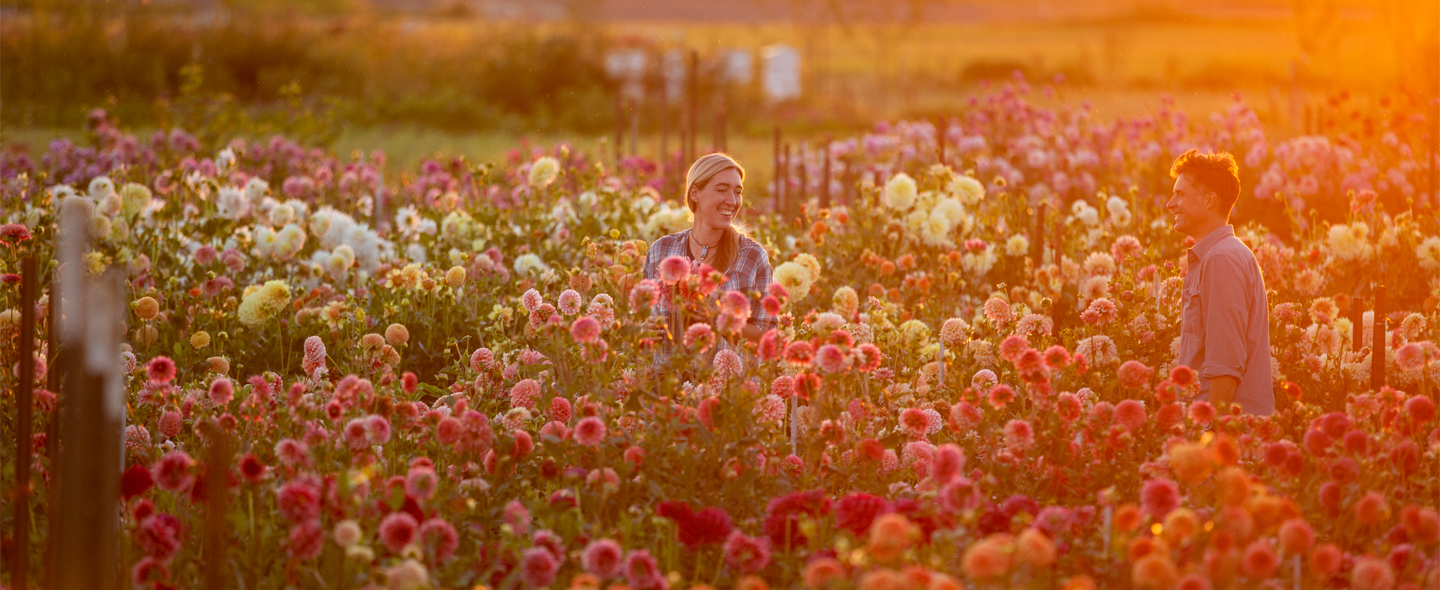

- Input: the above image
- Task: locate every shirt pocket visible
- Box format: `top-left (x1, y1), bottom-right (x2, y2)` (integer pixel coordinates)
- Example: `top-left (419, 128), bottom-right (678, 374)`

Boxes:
top-left (1181, 282), bottom-right (1204, 339)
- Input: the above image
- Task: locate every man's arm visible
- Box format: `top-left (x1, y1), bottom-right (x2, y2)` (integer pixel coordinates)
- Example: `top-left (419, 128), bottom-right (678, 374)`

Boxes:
top-left (1200, 254), bottom-right (1252, 399)
top-left (1209, 375), bottom-right (1240, 411)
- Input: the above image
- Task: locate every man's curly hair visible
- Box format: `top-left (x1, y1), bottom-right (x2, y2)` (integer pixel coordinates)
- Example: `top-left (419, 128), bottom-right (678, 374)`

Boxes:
top-left (1170, 149), bottom-right (1241, 215)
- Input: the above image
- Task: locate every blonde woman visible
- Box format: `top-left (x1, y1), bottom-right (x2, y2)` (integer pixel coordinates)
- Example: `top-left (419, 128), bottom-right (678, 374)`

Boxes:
top-left (643, 153), bottom-right (775, 365)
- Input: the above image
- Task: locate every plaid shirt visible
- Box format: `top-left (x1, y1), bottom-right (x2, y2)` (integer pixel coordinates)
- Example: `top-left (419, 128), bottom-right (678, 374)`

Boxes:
top-left (643, 229), bottom-right (775, 368)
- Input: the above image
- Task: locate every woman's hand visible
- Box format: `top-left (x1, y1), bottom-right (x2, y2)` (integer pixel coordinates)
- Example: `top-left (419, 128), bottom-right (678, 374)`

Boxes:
top-left (641, 316), bottom-right (670, 340)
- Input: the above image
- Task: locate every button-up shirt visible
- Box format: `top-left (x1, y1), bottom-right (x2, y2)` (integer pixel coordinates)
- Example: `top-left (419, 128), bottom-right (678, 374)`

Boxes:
top-left (1178, 225), bottom-right (1274, 415)
top-left (643, 229), bottom-right (775, 368)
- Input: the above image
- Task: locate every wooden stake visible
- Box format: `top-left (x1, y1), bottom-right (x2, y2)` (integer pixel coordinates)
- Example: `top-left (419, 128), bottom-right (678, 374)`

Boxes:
top-left (628, 97), bottom-right (639, 159)
top-left (1032, 203), bottom-right (1047, 267)
top-left (936, 117), bottom-right (946, 165)
top-left (687, 50), bottom-right (699, 166)
top-left (773, 127), bottom-right (782, 214)
top-left (660, 81), bottom-right (669, 187)
top-left (50, 199), bottom-right (124, 590)
top-left (713, 93), bottom-right (727, 153)
top-left (784, 143), bottom-right (794, 216)
top-left (1430, 95), bottom-right (1438, 208)
top-left (1371, 285), bottom-right (1386, 391)
top-left (820, 138), bottom-right (831, 210)
top-left (12, 256), bottom-right (36, 590)
top-left (798, 143), bottom-right (809, 210)
top-left (614, 93), bottom-right (625, 168)
top-left (42, 281), bottom-right (58, 590)
top-left (202, 422), bottom-right (233, 589)
top-left (1349, 295), bottom-right (1365, 352)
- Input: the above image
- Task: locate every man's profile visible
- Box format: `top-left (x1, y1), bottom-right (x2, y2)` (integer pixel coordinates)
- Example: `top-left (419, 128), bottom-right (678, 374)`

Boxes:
top-left (1166, 149), bottom-right (1274, 415)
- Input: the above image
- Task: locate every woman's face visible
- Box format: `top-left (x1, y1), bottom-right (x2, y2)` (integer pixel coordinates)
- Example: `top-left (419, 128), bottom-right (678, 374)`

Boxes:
top-left (690, 168), bottom-right (743, 232)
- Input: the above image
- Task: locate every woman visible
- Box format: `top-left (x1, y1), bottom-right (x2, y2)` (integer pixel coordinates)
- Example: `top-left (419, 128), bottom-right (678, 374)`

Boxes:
top-left (643, 153), bottom-right (774, 364)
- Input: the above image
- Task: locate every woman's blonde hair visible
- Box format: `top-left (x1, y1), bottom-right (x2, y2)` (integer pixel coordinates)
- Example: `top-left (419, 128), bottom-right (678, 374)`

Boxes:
top-left (683, 153), bottom-right (746, 273)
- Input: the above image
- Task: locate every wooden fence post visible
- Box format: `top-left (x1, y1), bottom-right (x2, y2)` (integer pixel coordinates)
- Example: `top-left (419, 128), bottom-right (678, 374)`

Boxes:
top-left (1350, 295), bottom-right (1365, 352)
top-left (799, 143), bottom-right (809, 211)
top-left (42, 280), bottom-right (58, 590)
top-left (49, 198), bottom-right (125, 590)
top-left (936, 117), bottom-right (946, 166)
top-left (687, 50), bottom-right (699, 166)
top-left (713, 93), bottom-right (727, 153)
top-left (820, 138), bottom-right (831, 210)
top-left (614, 93), bottom-right (625, 169)
top-left (660, 81), bottom-right (669, 186)
top-left (1371, 286), bottom-right (1386, 391)
top-left (11, 256), bottom-right (37, 590)
top-left (202, 422), bottom-right (233, 589)
top-left (1032, 203), bottom-right (1047, 267)
top-left (629, 97), bottom-right (640, 159)
top-left (773, 127), bottom-right (782, 214)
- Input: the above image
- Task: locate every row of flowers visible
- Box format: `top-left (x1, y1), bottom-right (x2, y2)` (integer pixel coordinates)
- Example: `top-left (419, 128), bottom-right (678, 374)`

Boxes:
top-left (1, 85), bottom-right (1438, 590)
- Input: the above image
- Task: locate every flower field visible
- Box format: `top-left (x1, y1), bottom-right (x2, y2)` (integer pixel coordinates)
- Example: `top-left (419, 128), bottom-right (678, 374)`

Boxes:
top-left (2, 85), bottom-right (1440, 590)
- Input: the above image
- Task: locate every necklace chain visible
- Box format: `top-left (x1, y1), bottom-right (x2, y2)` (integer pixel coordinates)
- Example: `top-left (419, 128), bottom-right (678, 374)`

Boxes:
top-left (690, 230), bottom-right (718, 260)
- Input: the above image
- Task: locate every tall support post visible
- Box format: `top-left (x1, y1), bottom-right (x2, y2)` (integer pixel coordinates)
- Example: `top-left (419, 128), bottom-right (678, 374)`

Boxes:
top-left (628, 97), bottom-right (639, 159)
top-left (798, 143), bottom-right (809, 211)
top-left (372, 173), bottom-right (387, 233)
top-left (49, 198), bottom-right (125, 590)
top-left (202, 423), bottom-right (233, 589)
top-left (1032, 203), bottom-right (1047, 267)
top-left (614, 93), bottom-right (625, 169)
top-left (841, 157), bottom-right (852, 206)
top-left (1371, 286), bottom-right (1386, 391)
top-left (1430, 93), bottom-right (1438, 209)
top-left (713, 93), bottom-right (727, 153)
top-left (820, 138), bottom-right (832, 210)
top-left (660, 83), bottom-right (670, 185)
top-left (773, 127), bottom-right (783, 214)
top-left (784, 143), bottom-right (794, 216)
top-left (42, 281), bottom-right (58, 590)
top-left (11, 256), bottom-right (37, 590)
top-left (782, 143), bottom-right (793, 216)
top-left (687, 50), bottom-right (699, 166)
top-left (1350, 296), bottom-right (1365, 352)
top-left (936, 117), bottom-right (946, 165)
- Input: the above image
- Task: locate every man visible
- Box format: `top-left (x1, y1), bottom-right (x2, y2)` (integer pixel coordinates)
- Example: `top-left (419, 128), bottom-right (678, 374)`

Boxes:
top-left (1166, 149), bottom-right (1274, 415)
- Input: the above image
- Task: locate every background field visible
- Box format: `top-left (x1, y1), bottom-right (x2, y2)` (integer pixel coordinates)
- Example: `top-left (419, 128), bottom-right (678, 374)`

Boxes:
top-left (2, 0), bottom-right (1436, 177)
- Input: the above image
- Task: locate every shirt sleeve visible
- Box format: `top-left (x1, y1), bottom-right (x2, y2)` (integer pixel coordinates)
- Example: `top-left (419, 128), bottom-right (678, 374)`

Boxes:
top-left (1199, 253), bottom-right (1253, 381)
top-left (642, 238), bottom-right (662, 281)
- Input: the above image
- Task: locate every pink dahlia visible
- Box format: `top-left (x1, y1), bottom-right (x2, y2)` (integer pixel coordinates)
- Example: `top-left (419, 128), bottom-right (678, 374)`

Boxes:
top-left (418, 518), bottom-right (460, 562)
top-left (574, 417), bottom-right (607, 446)
top-left (288, 520), bottom-right (325, 560)
top-left (570, 316), bottom-right (601, 343)
top-left (582, 538), bottom-right (625, 578)
top-left (520, 547), bottom-right (559, 587)
top-left (147, 356), bottom-right (177, 384)
top-left (723, 531), bottom-right (772, 574)
top-left (1114, 399), bottom-right (1147, 431)
top-left (151, 450), bottom-right (196, 493)
top-left (378, 512), bottom-right (419, 553)
top-left (1140, 478), bottom-right (1181, 519)
top-left (658, 255), bottom-right (692, 283)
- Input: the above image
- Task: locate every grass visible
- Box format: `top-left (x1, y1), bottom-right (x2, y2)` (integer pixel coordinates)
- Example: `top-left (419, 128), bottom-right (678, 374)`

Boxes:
top-left (2, 86), bottom-right (1252, 189)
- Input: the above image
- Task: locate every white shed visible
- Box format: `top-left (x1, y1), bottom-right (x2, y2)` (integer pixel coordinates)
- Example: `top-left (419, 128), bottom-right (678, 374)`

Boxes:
top-left (761, 44), bottom-right (801, 102)
top-left (605, 49), bottom-right (648, 99)
top-left (720, 49), bottom-right (753, 85)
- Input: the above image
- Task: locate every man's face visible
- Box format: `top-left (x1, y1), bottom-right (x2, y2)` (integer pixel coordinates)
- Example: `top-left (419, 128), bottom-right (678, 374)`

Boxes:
top-left (1165, 174), bottom-right (1216, 238)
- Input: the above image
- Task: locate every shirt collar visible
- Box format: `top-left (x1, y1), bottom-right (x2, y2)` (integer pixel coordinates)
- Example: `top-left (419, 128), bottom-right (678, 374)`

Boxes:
top-left (1188, 225), bottom-right (1234, 263)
